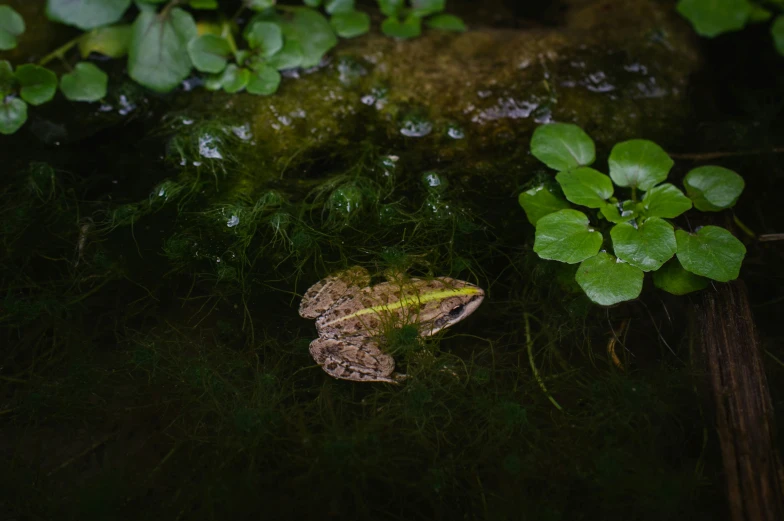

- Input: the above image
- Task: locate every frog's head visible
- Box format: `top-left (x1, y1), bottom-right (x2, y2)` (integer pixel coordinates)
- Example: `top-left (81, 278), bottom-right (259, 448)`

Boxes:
top-left (420, 278), bottom-right (485, 335)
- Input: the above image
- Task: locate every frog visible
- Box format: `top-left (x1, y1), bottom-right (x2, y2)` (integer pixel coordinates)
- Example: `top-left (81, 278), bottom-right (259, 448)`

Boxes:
top-left (298, 266), bottom-right (485, 383)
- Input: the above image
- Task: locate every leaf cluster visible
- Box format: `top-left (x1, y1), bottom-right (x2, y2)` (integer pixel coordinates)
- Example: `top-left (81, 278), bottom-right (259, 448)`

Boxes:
top-left (677, 0), bottom-right (784, 56)
top-left (519, 123), bottom-right (747, 306)
top-left (377, 0), bottom-right (465, 39)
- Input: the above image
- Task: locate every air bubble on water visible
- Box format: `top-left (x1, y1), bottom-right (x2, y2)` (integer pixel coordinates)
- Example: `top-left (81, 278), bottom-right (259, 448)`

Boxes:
top-left (227, 215), bottom-right (240, 228)
top-left (198, 134), bottom-right (223, 159)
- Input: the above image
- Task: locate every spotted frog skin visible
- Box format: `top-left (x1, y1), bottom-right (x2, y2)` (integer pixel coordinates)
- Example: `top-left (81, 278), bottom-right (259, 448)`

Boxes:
top-left (298, 266), bottom-right (485, 383)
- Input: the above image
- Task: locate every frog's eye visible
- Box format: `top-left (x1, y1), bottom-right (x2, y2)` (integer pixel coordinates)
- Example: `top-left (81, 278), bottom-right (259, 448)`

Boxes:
top-left (448, 304), bottom-right (465, 319)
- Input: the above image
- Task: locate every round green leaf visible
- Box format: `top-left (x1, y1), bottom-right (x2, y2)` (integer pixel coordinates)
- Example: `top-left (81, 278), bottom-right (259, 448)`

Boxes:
top-left (640, 183), bottom-right (692, 219)
top-left (0, 97), bottom-right (27, 135)
top-left (59, 62), bottom-right (108, 102)
top-left (0, 5), bottom-right (25, 51)
top-left (608, 139), bottom-right (674, 191)
top-left (189, 0), bottom-right (218, 8)
top-left (246, 21), bottom-right (283, 57)
top-left (410, 0), bottom-right (445, 17)
top-left (426, 14), bottom-right (466, 32)
top-left (330, 10), bottom-right (370, 38)
top-left (266, 39), bottom-right (304, 70)
top-left (653, 257), bottom-right (709, 296)
top-left (14, 65), bottom-right (58, 106)
top-left (530, 123), bottom-right (595, 172)
top-left (675, 226), bottom-right (746, 282)
top-left (247, 0), bottom-right (276, 10)
top-left (46, 0), bottom-right (131, 30)
top-left (378, 0), bottom-right (404, 16)
top-left (281, 8), bottom-right (338, 68)
top-left (187, 34), bottom-right (231, 73)
top-left (0, 60), bottom-right (14, 96)
top-left (676, 0), bottom-right (752, 37)
top-left (325, 0), bottom-right (355, 14)
top-left (219, 65), bottom-right (250, 93)
top-left (772, 15), bottom-right (784, 56)
top-left (381, 15), bottom-right (423, 39)
top-left (555, 167), bottom-right (613, 209)
top-left (534, 209), bottom-right (603, 264)
top-left (128, 8), bottom-right (197, 93)
top-left (518, 184), bottom-right (572, 225)
top-left (247, 64), bottom-right (281, 95)
top-left (610, 217), bottom-right (676, 272)
top-left (683, 165), bottom-right (745, 211)
top-left (576, 253), bottom-right (644, 306)
top-left (78, 25), bottom-right (132, 58)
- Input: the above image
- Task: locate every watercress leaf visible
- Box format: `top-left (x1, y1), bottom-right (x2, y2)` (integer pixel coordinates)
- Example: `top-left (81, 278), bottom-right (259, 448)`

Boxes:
top-left (266, 39), bottom-right (304, 70)
top-left (610, 217), bottom-right (676, 272)
top-left (530, 123), bottom-right (595, 171)
top-left (676, 0), bottom-right (752, 37)
top-left (381, 15), bottom-right (422, 39)
top-left (187, 34), bottom-right (231, 73)
top-left (683, 165), bottom-right (745, 211)
top-left (0, 60), bottom-right (14, 96)
top-left (518, 184), bottom-right (572, 225)
top-left (0, 97), bottom-right (27, 135)
top-left (246, 21), bottom-right (283, 57)
top-left (46, 0), bottom-right (131, 31)
top-left (410, 0), bottom-right (445, 17)
top-left (59, 62), bottom-right (108, 102)
top-left (246, 64), bottom-right (281, 95)
top-left (78, 25), bottom-right (132, 58)
top-left (608, 139), bottom-right (673, 191)
top-left (189, 0), bottom-right (218, 9)
top-left (576, 253), bottom-right (644, 306)
top-left (303, 0), bottom-right (322, 6)
top-left (426, 14), bottom-right (466, 32)
top-left (772, 15), bottom-right (784, 56)
top-left (600, 203), bottom-right (627, 223)
top-left (247, 0), bottom-right (276, 10)
top-left (14, 65), bottom-right (58, 106)
top-left (378, 0), bottom-right (404, 17)
top-left (282, 8), bottom-right (337, 68)
top-left (220, 64), bottom-right (250, 93)
top-left (675, 226), bottom-right (746, 282)
top-left (749, 5), bottom-right (772, 23)
top-left (640, 183), bottom-right (692, 218)
top-left (128, 8), bottom-right (197, 93)
top-left (325, 0), bottom-right (355, 14)
top-left (533, 209), bottom-right (603, 264)
top-left (330, 10), bottom-right (370, 38)
top-left (0, 5), bottom-right (25, 51)
top-left (555, 167), bottom-right (613, 208)
top-left (653, 257), bottom-right (709, 295)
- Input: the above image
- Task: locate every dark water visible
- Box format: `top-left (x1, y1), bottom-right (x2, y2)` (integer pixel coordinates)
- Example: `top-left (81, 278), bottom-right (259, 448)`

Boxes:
top-left (1, 2), bottom-right (783, 520)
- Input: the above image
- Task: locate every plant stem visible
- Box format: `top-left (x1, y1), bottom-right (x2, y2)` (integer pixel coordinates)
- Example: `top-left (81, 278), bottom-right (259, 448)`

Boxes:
top-left (631, 187), bottom-right (637, 202)
top-left (733, 214), bottom-right (756, 239)
top-left (524, 313), bottom-right (563, 411)
top-left (38, 36), bottom-right (82, 66)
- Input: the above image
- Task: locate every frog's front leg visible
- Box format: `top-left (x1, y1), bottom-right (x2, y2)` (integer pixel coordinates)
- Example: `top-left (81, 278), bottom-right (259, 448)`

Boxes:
top-left (309, 337), bottom-right (406, 384)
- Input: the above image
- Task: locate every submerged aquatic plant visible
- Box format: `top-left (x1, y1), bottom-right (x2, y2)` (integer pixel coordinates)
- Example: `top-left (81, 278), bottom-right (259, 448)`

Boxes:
top-left (519, 123), bottom-right (747, 305)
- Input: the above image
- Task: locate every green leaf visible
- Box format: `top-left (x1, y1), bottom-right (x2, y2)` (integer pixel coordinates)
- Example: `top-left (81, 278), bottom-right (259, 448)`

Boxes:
top-left (653, 257), bottom-right (709, 295)
top-left (78, 25), bottom-right (132, 58)
top-left (610, 217), bottom-right (676, 272)
top-left (46, 0), bottom-right (131, 31)
top-left (749, 5), bottom-right (772, 23)
top-left (247, 0), bottom-right (276, 10)
top-left (675, 226), bottom-right (746, 282)
top-left (14, 65), bottom-right (58, 106)
top-left (331, 10), bottom-right (370, 38)
top-left (247, 64), bottom-right (281, 95)
top-left (128, 8), bottom-right (197, 93)
top-left (282, 8), bottom-right (338, 68)
top-left (325, 0), bottom-right (355, 14)
top-left (676, 0), bottom-right (752, 37)
top-left (555, 167), bottom-right (613, 209)
top-left (607, 139), bottom-right (673, 191)
top-left (0, 97), bottom-right (27, 135)
top-left (0, 5), bottom-right (25, 51)
top-left (0, 60), bottom-right (14, 96)
top-left (533, 209), bottom-right (603, 264)
top-left (381, 15), bottom-right (422, 39)
top-left (189, 0), bottom-right (218, 8)
top-left (576, 253), bottom-right (644, 306)
top-left (378, 0), bottom-right (404, 16)
top-left (304, 0), bottom-right (322, 6)
top-left (59, 62), bottom-right (108, 102)
top-left (426, 14), bottom-right (466, 32)
top-left (410, 0), bottom-right (445, 17)
top-left (530, 123), bottom-right (595, 172)
top-left (683, 165), bottom-right (745, 211)
top-left (187, 34), bottom-right (231, 73)
top-left (771, 15), bottom-right (784, 56)
top-left (518, 184), bottom-right (572, 225)
top-left (266, 39), bottom-right (304, 70)
top-left (640, 183), bottom-right (692, 219)
top-left (246, 21), bottom-right (283, 57)
top-left (218, 64), bottom-right (250, 93)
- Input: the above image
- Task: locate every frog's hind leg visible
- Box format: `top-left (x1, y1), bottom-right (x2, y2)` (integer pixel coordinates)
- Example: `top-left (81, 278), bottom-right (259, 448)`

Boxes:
top-left (299, 266), bottom-right (371, 319)
top-left (309, 337), bottom-right (405, 384)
